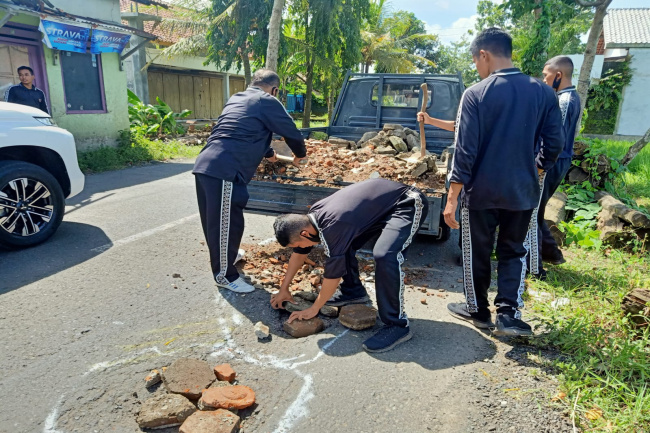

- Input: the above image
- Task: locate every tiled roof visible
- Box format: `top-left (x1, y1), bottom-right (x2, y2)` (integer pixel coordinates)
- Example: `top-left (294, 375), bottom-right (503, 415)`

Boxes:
top-left (603, 8), bottom-right (650, 47)
top-left (120, 0), bottom-right (194, 44)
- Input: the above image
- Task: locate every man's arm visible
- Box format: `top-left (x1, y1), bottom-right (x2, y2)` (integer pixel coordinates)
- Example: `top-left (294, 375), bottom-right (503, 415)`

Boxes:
top-left (39, 90), bottom-right (49, 115)
top-left (4, 86), bottom-right (15, 103)
top-left (270, 252), bottom-right (306, 309)
top-left (536, 91), bottom-right (564, 172)
top-left (260, 97), bottom-right (307, 158)
top-left (448, 90), bottom-right (480, 186)
top-left (417, 112), bottom-right (455, 132)
top-left (288, 276), bottom-right (340, 322)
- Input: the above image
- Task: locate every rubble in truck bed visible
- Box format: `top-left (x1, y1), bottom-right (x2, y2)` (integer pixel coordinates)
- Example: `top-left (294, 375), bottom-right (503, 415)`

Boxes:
top-left (253, 124), bottom-right (448, 195)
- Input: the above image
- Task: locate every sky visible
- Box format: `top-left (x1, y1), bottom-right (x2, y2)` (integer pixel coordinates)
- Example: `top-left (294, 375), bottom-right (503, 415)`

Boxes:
top-left (389, 0), bottom-right (650, 45)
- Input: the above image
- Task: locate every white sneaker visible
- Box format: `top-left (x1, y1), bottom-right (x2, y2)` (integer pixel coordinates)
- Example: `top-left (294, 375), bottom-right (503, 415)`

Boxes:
top-left (216, 277), bottom-right (255, 293)
top-left (234, 248), bottom-right (245, 264)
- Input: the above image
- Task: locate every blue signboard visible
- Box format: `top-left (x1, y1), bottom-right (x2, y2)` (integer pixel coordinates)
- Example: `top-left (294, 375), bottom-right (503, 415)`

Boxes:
top-left (39, 19), bottom-right (90, 54)
top-left (91, 29), bottom-right (131, 54)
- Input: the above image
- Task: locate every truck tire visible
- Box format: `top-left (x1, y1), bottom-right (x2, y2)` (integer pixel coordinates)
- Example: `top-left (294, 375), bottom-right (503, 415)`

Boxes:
top-left (0, 161), bottom-right (65, 249)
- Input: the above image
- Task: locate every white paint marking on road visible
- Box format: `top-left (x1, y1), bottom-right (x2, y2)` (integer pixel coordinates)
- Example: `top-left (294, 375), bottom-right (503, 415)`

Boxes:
top-left (90, 213), bottom-right (200, 253)
top-left (43, 394), bottom-right (64, 433)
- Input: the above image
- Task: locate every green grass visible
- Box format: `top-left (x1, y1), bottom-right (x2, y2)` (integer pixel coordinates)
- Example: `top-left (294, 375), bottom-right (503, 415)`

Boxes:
top-left (526, 248), bottom-right (650, 432)
top-left (293, 115), bottom-right (328, 129)
top-left (579, 136), bottom-right (650, 211)
top-left (77, 135), bottom-right (202, 174)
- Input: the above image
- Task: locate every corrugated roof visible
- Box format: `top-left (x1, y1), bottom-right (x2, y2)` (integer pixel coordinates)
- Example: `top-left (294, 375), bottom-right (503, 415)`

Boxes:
top-left (120, 0), bottom-right (193, 45)
top-left (603, 8), bottom-right (650, 47)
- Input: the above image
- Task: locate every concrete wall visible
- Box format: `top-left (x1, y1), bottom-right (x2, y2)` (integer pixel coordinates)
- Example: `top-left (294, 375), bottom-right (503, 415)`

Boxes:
top-left (616, 48), bottom-right (650, 136)
top-left (49, 0), bottom-right (122, 23)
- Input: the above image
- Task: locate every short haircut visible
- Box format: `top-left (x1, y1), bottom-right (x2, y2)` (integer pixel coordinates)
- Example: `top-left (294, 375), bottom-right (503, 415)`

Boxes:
top-left (17, 66), bottom-right (34, 75)
top-left (470, 28), bottom-right (512, 58)
top-left (251, 69), bottom-right (280, 88)
top-left (544, 55), bottom-right (574, 77)
top-left (274, 214), bottom-right (310, 246)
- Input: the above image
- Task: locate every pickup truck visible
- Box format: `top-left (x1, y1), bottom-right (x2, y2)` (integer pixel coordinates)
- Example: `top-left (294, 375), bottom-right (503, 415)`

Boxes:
top-left (246, 72), bottom-right (464, 241)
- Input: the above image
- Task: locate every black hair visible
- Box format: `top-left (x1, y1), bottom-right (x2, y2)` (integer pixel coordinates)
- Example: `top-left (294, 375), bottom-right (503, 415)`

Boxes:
top-left (17, 66), bottom-right (34, 75)
top-left (251, 69), bottom-right (280, 88)
top-left (273, 214), bottom-right (311, 246)
top-left (544, 55), bottom-right (574, 77)
top-left (470, 27), bottom-right (512, 59)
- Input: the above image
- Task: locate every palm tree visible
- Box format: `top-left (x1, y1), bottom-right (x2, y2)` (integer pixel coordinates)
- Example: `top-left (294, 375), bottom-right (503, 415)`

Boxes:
top-left (361, 0), bottom-right (437, 73)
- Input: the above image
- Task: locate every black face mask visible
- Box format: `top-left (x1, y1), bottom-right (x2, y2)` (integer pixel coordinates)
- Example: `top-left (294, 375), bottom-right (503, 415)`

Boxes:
top-left (552, 74), bottom-right (562, 91)
top-left (303, 232), bottom-right (320, 243)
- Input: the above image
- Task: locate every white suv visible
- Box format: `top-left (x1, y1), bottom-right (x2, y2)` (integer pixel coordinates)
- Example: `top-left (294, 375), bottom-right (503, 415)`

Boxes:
top-left (0, 102), bottom-right (84, 248)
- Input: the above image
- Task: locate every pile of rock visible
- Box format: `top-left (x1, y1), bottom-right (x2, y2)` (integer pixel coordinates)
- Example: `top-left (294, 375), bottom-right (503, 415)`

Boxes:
top-left (136, 358), bottom-right (255, 433)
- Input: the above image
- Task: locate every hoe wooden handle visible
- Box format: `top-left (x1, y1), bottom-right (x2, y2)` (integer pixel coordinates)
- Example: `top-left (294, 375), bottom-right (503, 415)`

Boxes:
top-left (419, 83), bottom-right (428, 158)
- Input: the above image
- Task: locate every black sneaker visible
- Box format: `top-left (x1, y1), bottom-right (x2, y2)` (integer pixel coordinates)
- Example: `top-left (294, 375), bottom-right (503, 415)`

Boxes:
top-left (362, 326), bottom-right (412, 353)
top-left (492, 313), bottom-right (533, 337)
top-left (325, 288), bottom-right (369, 307)
top-left (447, 302), bottom-right (493, 329)
top-left (542, 248), bottom-right (565, 265)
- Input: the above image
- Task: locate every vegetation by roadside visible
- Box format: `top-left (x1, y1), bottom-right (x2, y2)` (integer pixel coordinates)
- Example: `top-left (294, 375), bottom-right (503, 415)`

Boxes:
top-left (77, 131), bottom-right (202, 174)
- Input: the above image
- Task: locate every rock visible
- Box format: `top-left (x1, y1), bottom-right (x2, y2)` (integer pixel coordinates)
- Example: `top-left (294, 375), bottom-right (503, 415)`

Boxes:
top-left (179, 409), bottom-right (241, 433)
top-left (283, 317), bottom-right (325, 337)
top-left (369, 171), bottom-right (381, 179)
top-left (358, 131), bottom-right (379, 145)
top-left (544, 191), bottom-right (567, 246)
top-left (405, 134), bottom-right (420, 150)
top-left (199, 385), bottom-right (256, 410)
top-left (387, 128), bottom-right (407, 140)
top-left (410, 162), bottom-right (428, 178)
top-left (213, 364), bottom-right (236, 383)
top-left (423, 154), bottom-right (437, 171)
top-left (420, 298), bottom-right (427, 305)
top-left (383, 123), bottom-right (404, 131)
top-left (328, 137), bottom-right (350, 148)
top-left (254, 321), bottom-right (270, 339)
top-left (338, 304), bottom-right (377, 330)
top-left (136, 393), bottom-right (196, 429)
top-left (283, 297), bottom-right (314, 312)
top-left (293, 291), bottom-right (318, 302)
top-left (163, 358), bottom-right (216, 400)
top-left (309, 274), bottom-right (321, 286)
top-left (172, 273), bottom-right (182, 278)
top-left (388, 136), bottom-right (408, 153)
top-left (403, 127), bottom-right (418, 136)
top-left (567, 167), bottom-right (589, 184)
top-left (144, 369), bottom-right (162, 388)
top-left (332, 175), bottom-right (344, 182)
top-left (320, 305), bottom-right (339, 317)
top-left (376, 146), bottom-right (397, 155)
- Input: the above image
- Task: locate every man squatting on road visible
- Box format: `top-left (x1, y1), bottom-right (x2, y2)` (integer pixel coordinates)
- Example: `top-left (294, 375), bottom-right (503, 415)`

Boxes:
top-left (193, 69), bottom-right (308, 293)
top-left (444, 28), bottom-right (564, 337)
top-left (528, 56), bottom-right (582, 278)
top-left (270, 178), bottom-right (428, 353)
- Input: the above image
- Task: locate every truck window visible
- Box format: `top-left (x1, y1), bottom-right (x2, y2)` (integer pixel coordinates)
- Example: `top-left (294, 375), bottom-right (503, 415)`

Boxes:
top-left (371, 82), bottom-right (453, 112)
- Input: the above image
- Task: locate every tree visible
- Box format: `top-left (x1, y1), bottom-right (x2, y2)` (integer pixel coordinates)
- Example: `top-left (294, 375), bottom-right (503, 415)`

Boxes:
top-left (266, 0), bottom-right (285, 71)
top-left (360, 0), bottom-right (437, 73)
top-left (621, 127), bottom-right (650, 167)
top-left (434, 38), bottom-right (480, 86)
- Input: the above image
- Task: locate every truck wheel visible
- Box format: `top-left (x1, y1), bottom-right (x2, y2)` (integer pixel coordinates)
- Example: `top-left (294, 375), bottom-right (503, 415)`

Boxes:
top-left (0, 161), bottom-right (65, 249)
top-left (431, 217), bottom-right (451, 242)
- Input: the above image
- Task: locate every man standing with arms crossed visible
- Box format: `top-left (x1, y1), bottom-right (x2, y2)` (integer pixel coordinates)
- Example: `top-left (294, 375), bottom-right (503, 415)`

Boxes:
top-left (444, 28), bottom-right (564, 336)
top-left (529, 56), bottom-right (582, 277)
top-left (193, 69), bottom-right (307, 293)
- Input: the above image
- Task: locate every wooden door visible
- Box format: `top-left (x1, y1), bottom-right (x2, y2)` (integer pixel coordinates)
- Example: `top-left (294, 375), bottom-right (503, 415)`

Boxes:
top-left (178, 75), bottom-right (195, 118)
top-left (147, 72), bottom-right (164, 104)
top-left (193, 76), bottom-right (210, 119)
top-left (162, 73), bottom-right (180, 112)
top-left (209, 77), bottom-right (223, 118)
top-left (229, 77), bottom-right (245, 96)
top-left (0, 43), bottom-right (30, 99)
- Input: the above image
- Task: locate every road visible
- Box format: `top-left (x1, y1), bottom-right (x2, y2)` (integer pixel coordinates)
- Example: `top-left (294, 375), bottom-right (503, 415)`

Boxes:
top-left (0, 161), bottom-right (570, 433)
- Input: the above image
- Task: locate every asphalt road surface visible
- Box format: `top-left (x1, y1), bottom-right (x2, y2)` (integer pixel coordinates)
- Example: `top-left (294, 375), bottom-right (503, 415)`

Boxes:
top-left (0, 161), bottom-right (569, 433)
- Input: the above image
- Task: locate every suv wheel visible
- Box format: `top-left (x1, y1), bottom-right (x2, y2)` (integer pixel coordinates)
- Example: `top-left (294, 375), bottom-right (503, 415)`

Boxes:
top-left (0, 161), bottom-right (65, 248)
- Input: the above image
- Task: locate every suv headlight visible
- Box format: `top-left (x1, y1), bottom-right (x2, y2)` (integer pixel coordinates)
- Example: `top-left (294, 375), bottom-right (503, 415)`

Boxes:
top-left (34, 116), bottom-right (56, 126)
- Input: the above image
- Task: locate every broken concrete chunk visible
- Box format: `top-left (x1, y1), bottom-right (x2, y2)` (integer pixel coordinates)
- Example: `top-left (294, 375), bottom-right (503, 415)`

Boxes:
top-left (358, 131), bottom-right (379, 145)
top-left (403, 127), bottom-right (418, 136)
top-left (339, 304), bottom-right (377, 330)
top-left (283, 297), bottom-right (314, 313)
top-left (199, 385), bottom-right (256, 410)
top-left (369, 171), bottom-right (381, 179)
top-left (388, 129), bottom-right (407, 140)
top-left (309, 274), bottom-right (322, 286)
top-left (376, 146), bottom-right (397, 155)
top-left (214, 364), bottom-right (236, 383)
top-left (329, 137), bottom-right (350, 148)
top-left (283, 317), bottom-right (325, 338)
top-left (320, 305), bottom-right (339, 317)
top-left (163, 358), bottom-right (216, 400)
top-left (293, 291), bottom-right (318, 302)
top-left (179, 409), bottom-right (241, 433)
top-left (388, 136), bottom-right (408, 153)
top-left (410, 162), bottom-right (428, 178)
top-left (405, 134), bottom-right (420, 150)
top-left (254, 321), bottom-right (270, 340)
top-left (136, 393), bottom-right (196, 429)
top-left (383, 123), bottom-right (404, 131)
top-left (144, 369), bottom-right (162, 388)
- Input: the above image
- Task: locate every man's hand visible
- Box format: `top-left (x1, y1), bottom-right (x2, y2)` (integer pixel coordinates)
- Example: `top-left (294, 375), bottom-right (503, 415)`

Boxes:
top-left (266, 151), bottom-right (278, 163)
top-left (443, 198), bottom-right (460, 229)
top-left (270, 290), bottom-right (296, 309)
top-left (417, 111), bottom-right (431, 124)
top-left (288, 306), bottom-right (318, 323)
top-left (293, 156), bottom-right (308, 167)
top-left (537, 167), bottom-right (544, 175)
